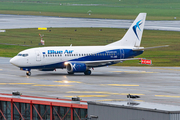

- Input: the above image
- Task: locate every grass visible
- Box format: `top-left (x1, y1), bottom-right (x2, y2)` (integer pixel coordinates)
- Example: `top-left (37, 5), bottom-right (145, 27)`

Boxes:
top-left (0, 28), bottom-right (180, 66)
top-left (0, 0), bottom-right (180, 20)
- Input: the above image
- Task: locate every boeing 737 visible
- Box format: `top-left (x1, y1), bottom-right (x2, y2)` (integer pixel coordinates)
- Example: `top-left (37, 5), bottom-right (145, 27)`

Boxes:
top-left (10, 13), bottom-right (163, 76)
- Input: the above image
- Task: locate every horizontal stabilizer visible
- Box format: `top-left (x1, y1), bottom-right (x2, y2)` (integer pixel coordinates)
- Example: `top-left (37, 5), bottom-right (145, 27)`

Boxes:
top-left (132, 45), bottom-right (169, 51)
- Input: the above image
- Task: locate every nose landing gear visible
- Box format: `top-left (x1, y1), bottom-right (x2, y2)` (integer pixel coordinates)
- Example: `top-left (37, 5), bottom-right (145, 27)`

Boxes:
top-left (26, 71), bottom-right (31, 76)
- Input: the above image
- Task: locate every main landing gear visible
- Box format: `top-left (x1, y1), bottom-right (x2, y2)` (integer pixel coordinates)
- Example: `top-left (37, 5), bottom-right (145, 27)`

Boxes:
top-left (84, 70), bottom-right (91, 75)
top-left (68, 72), bottom-right (74, 75)
top-left (26, 71), bottom-right (31, 76)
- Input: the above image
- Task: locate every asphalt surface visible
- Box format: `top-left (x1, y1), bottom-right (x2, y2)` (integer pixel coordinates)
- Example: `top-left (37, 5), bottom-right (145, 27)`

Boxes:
top-left (1, 14), bottom-right (180, 31)
top-left (0, 57), bottom-right (180, 106)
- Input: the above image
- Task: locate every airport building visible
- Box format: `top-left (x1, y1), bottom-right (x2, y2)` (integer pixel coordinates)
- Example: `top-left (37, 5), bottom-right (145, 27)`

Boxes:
top-left (88, 101), bottom-right (180, 120)
top-left (0, 93), bottom-right (87, 120)
top-left (1, 92), bottom-right (180, 120)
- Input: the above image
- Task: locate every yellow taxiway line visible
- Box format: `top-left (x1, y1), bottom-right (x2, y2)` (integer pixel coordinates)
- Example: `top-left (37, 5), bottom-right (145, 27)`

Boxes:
top-left (67, 91), bottom-right (113, 94)
top-left (65, 95), bottom-right (109, 98)
top-left (33, 84), bottom-right (73, 87)
top-left (66, 91), bottom-right (144, 96)
top-left (155, 95), bottom-right (180, 98)
top-left (101, 84), bottom-right (139, 87)
top-left (111, 71), bottom-right (157, 73)
top-left (0, 83), bottom-right (35, 85)
top-left (54, 80), bottom-right (82, 83)
top-left (148, 67), bottom-right (180, 72)
top-left (97, 99), bottom-right (144, 102)
top-left (9, 83), bottom-right (35, 85)
top-left (0, 83), bottom-right (7, 85)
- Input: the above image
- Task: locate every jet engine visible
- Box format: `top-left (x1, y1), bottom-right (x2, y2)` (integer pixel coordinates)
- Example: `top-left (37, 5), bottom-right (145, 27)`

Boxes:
top-left (66, 62), bottom-right (87, 73)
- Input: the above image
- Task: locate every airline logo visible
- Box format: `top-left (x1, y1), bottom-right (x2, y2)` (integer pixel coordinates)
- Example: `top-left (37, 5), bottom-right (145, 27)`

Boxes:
top-left (43, 50), bottom-right (74, 54)
top-left (133, 20), bottom-right (142, 40)
top-left (72, 64), bottom-right (76, 70)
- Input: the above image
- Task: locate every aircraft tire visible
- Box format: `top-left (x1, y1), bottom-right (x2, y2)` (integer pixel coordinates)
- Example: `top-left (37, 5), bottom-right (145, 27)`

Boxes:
top-left (26, 71), bottom-right (31, 76)
top-left (68, 72), bottom-right (74, 75)
top-left (84, 70), bottom-right (91, 75)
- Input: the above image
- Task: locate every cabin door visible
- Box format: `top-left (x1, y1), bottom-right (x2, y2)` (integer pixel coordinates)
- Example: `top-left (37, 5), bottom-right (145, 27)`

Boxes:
top-left (35, 50), bottom-right (41, 61)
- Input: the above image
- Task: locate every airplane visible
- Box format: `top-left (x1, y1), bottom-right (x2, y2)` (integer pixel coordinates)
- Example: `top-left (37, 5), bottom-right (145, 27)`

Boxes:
top-left (9, 13), bottom-right (167, 76)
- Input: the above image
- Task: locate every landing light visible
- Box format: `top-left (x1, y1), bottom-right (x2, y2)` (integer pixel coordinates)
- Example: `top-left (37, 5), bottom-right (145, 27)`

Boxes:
top-left (64, 62), bottom-right (69, 65)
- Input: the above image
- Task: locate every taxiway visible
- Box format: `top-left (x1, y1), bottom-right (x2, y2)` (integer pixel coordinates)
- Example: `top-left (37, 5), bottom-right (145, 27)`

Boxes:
top-left (0, 57), bottom-right (180, 106)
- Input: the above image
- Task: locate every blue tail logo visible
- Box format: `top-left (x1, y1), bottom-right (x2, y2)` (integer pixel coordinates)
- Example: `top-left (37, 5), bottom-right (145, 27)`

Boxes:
top-left (133, 20), bottom-right (142, 40)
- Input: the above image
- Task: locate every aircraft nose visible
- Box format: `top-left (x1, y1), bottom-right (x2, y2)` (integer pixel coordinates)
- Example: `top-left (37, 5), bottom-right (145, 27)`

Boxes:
top-left (10, 57), bottom-right (18, 66)
top-left (10, 57), bottom-right (15, 64)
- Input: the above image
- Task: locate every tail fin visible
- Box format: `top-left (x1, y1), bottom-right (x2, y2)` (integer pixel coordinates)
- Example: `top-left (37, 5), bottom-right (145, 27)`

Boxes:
top-left (107, 13), bottom-right (146, 47)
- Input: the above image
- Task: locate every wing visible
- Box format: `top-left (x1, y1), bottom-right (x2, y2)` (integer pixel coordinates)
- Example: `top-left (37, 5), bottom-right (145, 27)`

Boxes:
top-left (70, 58), bottom-right (140, 67)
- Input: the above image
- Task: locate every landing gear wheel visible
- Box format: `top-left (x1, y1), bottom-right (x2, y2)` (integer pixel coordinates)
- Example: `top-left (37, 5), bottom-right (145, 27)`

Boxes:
top-left (26, 71), bottom-right (31, 76)
top-left (84, 70), bottom-right (91, 75)
top-left (68, 72), bottom-right (74, 75)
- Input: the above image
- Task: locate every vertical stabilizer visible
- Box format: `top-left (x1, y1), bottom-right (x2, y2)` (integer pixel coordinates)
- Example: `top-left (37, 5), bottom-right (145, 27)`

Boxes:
top-left (107, 13), bottom-right (146, 47)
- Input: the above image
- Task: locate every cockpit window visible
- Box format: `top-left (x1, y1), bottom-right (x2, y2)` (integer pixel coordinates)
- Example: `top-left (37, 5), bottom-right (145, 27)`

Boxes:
top-left (17, 54), bottom-right (28, 57)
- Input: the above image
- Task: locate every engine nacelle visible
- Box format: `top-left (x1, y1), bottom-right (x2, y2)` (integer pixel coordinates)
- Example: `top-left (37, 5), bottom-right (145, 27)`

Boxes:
top-left (66, 62), bottom-right (87, 73)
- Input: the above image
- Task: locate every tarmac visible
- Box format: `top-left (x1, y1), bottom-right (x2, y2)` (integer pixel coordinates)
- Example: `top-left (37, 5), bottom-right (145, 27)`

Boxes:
top-left (0, 57), bottom-right (180, 106)
top-left (1, 14), bottom-right (180, 31)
